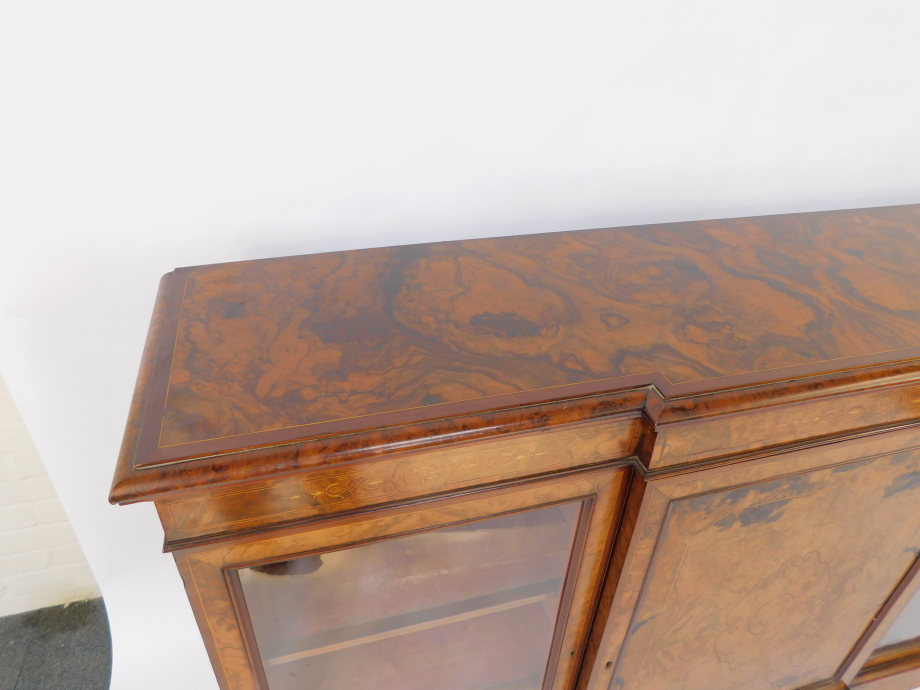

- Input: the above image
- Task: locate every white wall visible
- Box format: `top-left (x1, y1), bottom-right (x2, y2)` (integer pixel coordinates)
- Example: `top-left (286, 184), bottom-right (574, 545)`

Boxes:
top-left (1, 2), bottom-right (919, 689)
top-left (0, 374), bottom-right (100, 616)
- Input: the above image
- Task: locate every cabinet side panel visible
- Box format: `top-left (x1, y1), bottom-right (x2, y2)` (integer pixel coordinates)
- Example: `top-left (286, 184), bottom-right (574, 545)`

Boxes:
top-left (173, 552), bottom-right (255, 690)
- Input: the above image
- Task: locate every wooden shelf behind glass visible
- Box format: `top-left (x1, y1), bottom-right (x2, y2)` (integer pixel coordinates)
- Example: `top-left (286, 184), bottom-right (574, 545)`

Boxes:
top-left (236, 502), bottom-right (583, 690)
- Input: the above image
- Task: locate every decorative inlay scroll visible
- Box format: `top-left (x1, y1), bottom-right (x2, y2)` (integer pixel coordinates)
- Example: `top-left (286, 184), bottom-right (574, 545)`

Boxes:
top-left (303, 473), bottom-right (403, 503)
top-left (164, 417), bottom-right (641, 541)
top-left (402, 459), bottom-right (445, 490)
top-left (652, 385), bottom-right (920, 468)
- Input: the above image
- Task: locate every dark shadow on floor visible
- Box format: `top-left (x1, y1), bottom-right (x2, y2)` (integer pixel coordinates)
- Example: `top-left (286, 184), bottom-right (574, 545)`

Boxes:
top-left (0, 598), bottom-right (111, 690)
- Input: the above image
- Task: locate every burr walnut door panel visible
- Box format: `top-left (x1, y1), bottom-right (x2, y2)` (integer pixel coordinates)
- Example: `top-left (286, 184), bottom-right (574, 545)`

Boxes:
top-left (174, 465), bottom-right (630, 690)
top-left (586, 425), bottom-right (920, 690)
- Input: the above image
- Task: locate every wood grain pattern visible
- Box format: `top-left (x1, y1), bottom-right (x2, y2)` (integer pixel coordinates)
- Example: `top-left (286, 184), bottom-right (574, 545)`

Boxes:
top-left (112, 385), bottom-right (648, 503)
top-left (175, 466), bottom-right (630, 690)
top-left (111, 205), bottom-right (920, 503)
top-left (850, 637), bottom-right (920, 689)
top-left (838, 552), bottom-right (920, 684)
top-left (650, 382), bottom-right (920, 469)
top-left (112, 205), bottom-right (920, 690)
top-left (111, 273), bottom-right (172, 502)
top-left (112, 205), bottom-right (920, 486)
top-left (576, 470), bottom-right (647, 690)
top-left (587, 425), bottom-right (920, 690)
top-left (159, 417), bottom-right (640, 544)
top-left (161, 205), bottom-right (920, 445)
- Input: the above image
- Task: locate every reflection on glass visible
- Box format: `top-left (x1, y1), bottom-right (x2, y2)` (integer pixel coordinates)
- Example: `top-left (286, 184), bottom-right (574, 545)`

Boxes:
top-left (237, 502), bottom-right (583, 690)
top-left (879, 586), bottom-right (920, 647)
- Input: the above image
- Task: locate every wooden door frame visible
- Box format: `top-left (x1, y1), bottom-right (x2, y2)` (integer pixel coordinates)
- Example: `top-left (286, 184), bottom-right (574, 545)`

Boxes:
top-left (850, 637), bottom-right (920, 689)
top-left (582, 423), bottom-right (920, 690)
top-left (172, 464), bottom-right (632, 690)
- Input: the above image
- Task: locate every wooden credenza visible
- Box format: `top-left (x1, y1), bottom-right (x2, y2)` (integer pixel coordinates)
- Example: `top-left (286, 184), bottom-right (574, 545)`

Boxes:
top-left (110, 205), bottom-right (920, 690)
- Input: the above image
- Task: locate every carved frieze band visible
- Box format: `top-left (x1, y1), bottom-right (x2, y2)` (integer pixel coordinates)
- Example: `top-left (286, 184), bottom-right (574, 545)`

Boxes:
top-left (164, 416), bottom-right (641, 540)
top-left (651, 385), bottom-right (920, 469)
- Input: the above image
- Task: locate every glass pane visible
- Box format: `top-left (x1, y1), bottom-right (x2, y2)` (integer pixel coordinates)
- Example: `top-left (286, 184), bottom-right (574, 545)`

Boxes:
top-left (879, 587), bottom-right (920, 647)
top-left (237, 501), bottom-right (583, 690)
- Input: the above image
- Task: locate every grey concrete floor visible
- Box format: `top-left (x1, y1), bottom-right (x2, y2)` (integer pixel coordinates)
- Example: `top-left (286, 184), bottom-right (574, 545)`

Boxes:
top-left (0, 598), bottom-right (111, 690)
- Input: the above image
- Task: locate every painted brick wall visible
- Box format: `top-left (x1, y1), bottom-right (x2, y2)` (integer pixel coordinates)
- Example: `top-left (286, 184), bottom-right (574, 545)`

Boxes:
top-left (0, 374), bottom-right (100, 617)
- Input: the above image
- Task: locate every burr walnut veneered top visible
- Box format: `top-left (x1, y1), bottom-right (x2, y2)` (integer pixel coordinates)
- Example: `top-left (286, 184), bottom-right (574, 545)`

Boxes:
top-left (111, 204), bottom-right (920, 499)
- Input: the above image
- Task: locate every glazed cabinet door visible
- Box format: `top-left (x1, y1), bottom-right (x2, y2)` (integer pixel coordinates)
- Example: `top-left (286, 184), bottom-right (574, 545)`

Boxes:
top-left (175, 465), bottom-right (631, 690)
top-left (584, 425), bottom-right (920, 690)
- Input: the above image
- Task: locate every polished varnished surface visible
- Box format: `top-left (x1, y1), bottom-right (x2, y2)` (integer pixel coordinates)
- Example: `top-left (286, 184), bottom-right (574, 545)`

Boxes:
top-left (591, 426), bottom-right (920, 690)
top-left (851, 637), bottom-right (920, 689)
top-left (158, 417), bottom-right (640, 545)
top-left (146, 205), bottom-right (920, 461)
top-left (651, 380), bottom-right (920, 469)
top-left (111, 205), bottom-right (920, 690)
top-left (176, 468), bottom-right (629, 690)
